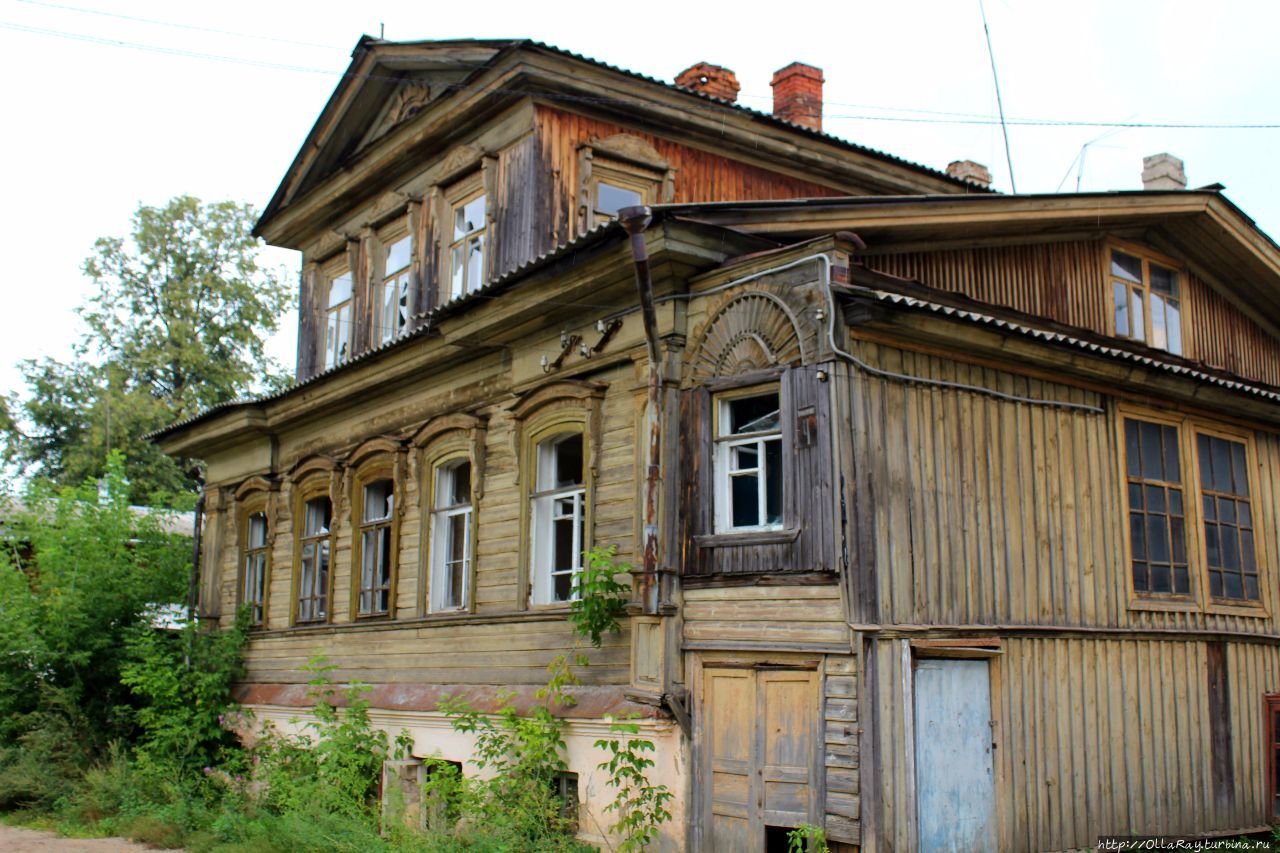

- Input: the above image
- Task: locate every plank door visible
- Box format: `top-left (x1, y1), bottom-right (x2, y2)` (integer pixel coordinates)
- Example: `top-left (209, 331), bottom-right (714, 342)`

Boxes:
top-left (702, 666), bottom-right (818, 852)
top-left (914, 658), bottom-right (997, 852)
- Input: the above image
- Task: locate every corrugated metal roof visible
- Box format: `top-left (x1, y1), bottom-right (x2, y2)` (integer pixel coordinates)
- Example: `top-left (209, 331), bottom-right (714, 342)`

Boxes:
top-left (860, 287), bottom-right (1280, 404)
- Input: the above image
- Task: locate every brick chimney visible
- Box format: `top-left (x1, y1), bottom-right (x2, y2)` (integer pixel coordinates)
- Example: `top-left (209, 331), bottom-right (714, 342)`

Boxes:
top-left (1142, 153), bottom-right (1187, 190)
top-left (674, 62), bottom-right (740, 103)
top-left (946, 159), bottom-right (993, 188)
top-left (771, 62), bottom-right (824, 131)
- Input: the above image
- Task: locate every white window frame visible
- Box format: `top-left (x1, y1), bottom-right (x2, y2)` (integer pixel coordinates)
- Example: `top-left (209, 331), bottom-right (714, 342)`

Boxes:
top-left (296, 495), bottom-right (332, 623)
top-left (429, 458), bottom-right (473, 612)
top-left (376, 233), bottom-right (413, 345)
top-left (713, 389), bottom-right (784, 533)
top-left (447, 186), bottom-right (486, 302)
top-left (324, 266), bottom-right (354, 369)
top-left (530, 433), bottom-right (586, 605)
top-left (357, 478), bottom-right (395, 617)
top-left (242, 510), bottom-right (269, 626)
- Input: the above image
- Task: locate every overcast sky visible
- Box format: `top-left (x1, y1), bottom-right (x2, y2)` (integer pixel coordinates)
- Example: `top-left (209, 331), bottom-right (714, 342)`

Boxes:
top-left (2, 0), bottom-right (1278, 399)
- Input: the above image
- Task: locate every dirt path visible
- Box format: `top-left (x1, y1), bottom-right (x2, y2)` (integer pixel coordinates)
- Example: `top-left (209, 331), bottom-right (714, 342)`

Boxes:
top-left (0, 823), bottom-right (163, 851)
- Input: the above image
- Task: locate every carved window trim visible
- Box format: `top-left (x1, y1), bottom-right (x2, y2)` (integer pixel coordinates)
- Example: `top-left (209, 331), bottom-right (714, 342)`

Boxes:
top-left (512, 382), bottom-right (605, 609)
top-left (576, 134), bottom-right (674, 235)
top-left (234, 477), bottom-right (278, 629)
top-left (413, 414), bottom-right (487, 616)
top-left (288, 460), bottom-right (339, 627)
top-left (347, 439), bottom-right (407, 620)
top-left (1117, 404), bottom-right (1269, 618)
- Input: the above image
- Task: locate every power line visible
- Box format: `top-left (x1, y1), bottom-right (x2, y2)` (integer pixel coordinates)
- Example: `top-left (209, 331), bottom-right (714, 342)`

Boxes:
top-left (3, 18), bottom-right (1280, 132)
top-left (14, 0), bottom-right (347, 51)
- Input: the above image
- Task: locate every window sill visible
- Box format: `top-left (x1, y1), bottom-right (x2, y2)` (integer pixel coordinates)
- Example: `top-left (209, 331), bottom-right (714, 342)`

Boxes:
top-left (1206, 600), bottom-right (1269, 619)
top-left (695, 528), bottom-right (801, 548)
top-left (1127, 597), bottom-right (1199, 614)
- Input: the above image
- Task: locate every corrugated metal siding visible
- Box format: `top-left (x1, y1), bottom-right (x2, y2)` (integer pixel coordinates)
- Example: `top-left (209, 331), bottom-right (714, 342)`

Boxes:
top-left (870, 636), bottom-right (1280, 853)
top-left (846, 341), bottom-right (1280, 635)
top-left (862, 244), bottom-right (1280, 390)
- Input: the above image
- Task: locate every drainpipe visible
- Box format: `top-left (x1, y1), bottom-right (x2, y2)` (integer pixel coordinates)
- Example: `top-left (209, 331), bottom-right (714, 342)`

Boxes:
top-left (618, 206), bottom-right (661, 616)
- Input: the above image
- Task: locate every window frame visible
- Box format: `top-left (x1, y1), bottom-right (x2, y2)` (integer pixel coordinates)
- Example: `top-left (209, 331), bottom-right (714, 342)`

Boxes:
top-left (444, 177), bottom-right (487, 304)
top-left (290, 475), bottom-right (335, 626)
top-left (235, 487), bottom-right (273, 629)
top-left (711, 384), bottom-right (786, 534)
top-left (374, 226), bottom-right (414, 346)
top-left (1117, 404), bottom-right (1269, 617)
top-left (1104, 240), bottom-right (1188, 357)
top-left (587, 160), bottom-right (658, 227)
top-left (529, 429), bottom-right (589, 607)
top-left (322, 256), bottom-right (355, 370)
top-left (349, 450), bottom-right (402, 620)
top-left (426, 451), bottom-right (476, 614)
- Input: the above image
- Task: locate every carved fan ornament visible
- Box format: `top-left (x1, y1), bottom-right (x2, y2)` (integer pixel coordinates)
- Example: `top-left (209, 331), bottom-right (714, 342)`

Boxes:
top-left (689, 292), bottom-right (804, 382)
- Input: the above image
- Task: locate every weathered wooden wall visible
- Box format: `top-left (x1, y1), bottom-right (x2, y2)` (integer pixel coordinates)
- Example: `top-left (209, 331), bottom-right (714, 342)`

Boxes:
top-left (535, 105), bottom-right (846, 247)
top-left (844, 340), bottom-right (1280, 635)
top-left (207, 354), bottom-right (641, 690)
top-left (682, 585), bottom-right (848, 651)
top-left (867, 636), bottom-right (1280, 852)
top-left (862, 242), bottom-right (1280, 388)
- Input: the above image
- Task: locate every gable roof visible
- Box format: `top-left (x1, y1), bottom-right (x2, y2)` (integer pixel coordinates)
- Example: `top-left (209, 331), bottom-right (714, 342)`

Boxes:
top-left (255, 38), bottom-right (985, 242)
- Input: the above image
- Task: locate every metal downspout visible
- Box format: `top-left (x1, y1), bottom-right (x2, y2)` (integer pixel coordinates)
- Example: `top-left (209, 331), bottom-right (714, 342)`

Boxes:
top-left (618, 206), bottom-right (662, 616)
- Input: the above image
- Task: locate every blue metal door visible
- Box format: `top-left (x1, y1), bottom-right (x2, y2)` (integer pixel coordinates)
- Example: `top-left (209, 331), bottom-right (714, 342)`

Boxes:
top-left (914, 658), bottom-right (997, 852)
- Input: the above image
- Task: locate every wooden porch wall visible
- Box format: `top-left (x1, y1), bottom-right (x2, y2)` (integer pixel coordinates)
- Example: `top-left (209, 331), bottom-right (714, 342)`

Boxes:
top-left (862, 242), bottom-right (1280, 388)
top-left (868, 636), bottom-right (1279, 852)
top-left (209, 358), bottom-right (640, 689)
top-left (844, 340), bottom-right (1280, 635)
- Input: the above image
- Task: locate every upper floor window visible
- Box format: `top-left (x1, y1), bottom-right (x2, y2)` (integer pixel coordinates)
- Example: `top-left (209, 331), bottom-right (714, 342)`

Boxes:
top-left (1110, 248), bottom-right (1183, 355)
top-left (448, 190), bottom-right (486, 301)
top-left (325, 268), bottom-right (354, 369)
top-left (241, 510), bottom-right (269, 626)
top-left (296, 496), bottom-right (332, 623)
top-left (586, 161), bottom-right (657, 228)
top-left (714, 390), bottom-right (783, 532)
top-left (531, 432), bottom-right (586, 605)
top-left (376, 234), bottom-right (413, 345)
top-left (1122, 411), bottom-right (1263, 609)
top-left (357, 478), bottom-right (395, 616)
top-left (429, 459), bottom-right (473, 612)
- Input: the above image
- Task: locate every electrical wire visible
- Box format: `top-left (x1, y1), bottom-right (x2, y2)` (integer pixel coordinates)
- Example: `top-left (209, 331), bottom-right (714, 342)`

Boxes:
top-left (2, 18), bottom-right (1279, 132)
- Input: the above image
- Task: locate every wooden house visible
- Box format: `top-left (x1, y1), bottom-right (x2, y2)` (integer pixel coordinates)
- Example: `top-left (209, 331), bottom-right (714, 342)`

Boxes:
top-left (154, 37), bottom-right (1280, 851)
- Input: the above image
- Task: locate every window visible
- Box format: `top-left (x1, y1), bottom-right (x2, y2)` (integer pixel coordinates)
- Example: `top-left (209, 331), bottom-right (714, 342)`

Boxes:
top-left (357, 478), bottom-right (395, 616)
top-left (376, 235), bottom-right (413, 344)
top-left (1124, 419), bottom-right (1190, 596)
top-left (296, 496), bottom-right (332, 623)
top-left (448, 190), bottom-right (486, 301)
top-left (550, 772), bottom-right (579, 832)
top-left (714, 390), bottom-right (783, 532)
top-left (586, 161), bottom-right (657, 228)
top-left (325, 268), bottom-right (354, 369)
top-left (1110, 247), bottom-right (1183, 355)
top-left (531, 433), bottom-right (586, 605)
top-left (1121, 412), bottom-right (1264, 609)
top-left (1198, 432), bottom-right (1258, 601)
top-left (241, 511), bottom-right (269, 626)
top-left (429, 459), bottom-right (472, 612)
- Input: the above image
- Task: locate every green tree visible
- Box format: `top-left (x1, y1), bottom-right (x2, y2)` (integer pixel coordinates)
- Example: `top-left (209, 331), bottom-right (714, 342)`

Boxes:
top-left (2, 196), bottom-right (293, 505)
top-left (0, 454), bottom-right (189, 807)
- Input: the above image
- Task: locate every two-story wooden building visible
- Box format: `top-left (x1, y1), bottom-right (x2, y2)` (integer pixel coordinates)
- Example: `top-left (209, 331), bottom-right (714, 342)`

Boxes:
top-left (155, 37), bottom-right (1280, 851)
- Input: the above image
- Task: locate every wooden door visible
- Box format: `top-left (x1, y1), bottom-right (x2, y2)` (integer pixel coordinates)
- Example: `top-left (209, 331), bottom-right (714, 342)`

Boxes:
top-left (702, 665), bottom-right (819, 852)
top-left (914, 658), bottom-right (997, 852)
